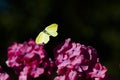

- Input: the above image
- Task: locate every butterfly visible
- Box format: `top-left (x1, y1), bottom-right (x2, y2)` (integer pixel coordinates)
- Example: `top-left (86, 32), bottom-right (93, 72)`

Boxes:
top-left (35, 23), bottom-right (58, 44)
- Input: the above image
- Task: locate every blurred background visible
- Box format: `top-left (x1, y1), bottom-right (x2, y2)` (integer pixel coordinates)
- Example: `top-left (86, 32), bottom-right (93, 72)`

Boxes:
top-left (0, 0), bottom-right (120, 79)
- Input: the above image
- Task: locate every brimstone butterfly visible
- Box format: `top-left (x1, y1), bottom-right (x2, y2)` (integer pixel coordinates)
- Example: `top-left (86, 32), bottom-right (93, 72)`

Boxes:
top-left (35, 23), bottom-right (58, 44)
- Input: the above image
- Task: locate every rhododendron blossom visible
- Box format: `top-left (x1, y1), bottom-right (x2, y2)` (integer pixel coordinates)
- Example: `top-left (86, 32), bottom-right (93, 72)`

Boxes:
top-left (6, 39), bottom-right (54, 80)
top-left (54, 38), bottom-right (108, 80)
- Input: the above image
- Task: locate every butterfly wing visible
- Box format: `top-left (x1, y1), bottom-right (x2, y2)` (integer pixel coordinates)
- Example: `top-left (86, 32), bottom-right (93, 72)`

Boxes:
top-left (35, 32), bottom-right (50, 44)
top-left (45, 23), bottom-right (58, 37)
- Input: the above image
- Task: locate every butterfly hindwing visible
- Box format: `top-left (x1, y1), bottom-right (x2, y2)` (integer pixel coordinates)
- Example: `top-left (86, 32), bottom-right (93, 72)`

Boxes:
top-left (35, 32), bottom-right (50, 44)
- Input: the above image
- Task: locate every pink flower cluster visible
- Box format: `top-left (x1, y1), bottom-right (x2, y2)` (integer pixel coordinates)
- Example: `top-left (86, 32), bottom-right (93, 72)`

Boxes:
top-left (0, 66), bottom-right (10, 80)
top-left (6, 39), bottom-right (54, 80)
top-left (54, 38), bottom-right (108, 80)
top-left (4, 38), bottom-right (111, 80)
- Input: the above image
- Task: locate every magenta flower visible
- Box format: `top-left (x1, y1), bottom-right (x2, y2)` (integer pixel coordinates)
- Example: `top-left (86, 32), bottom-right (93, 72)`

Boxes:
top-left (88, 63), bottom-right (107, 80)
top-left (6, 39), bottom-right (54, 80)
top-left (54, 70), bottom-right (77, 80)
top-left (54, 38), bottom-right (108, 80)
top-left (0, 66), bottom-right (10, 80)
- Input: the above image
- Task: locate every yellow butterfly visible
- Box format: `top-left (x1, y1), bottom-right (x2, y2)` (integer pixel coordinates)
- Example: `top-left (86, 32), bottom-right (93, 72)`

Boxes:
top-left (35, 23), bottom-right (58, 44)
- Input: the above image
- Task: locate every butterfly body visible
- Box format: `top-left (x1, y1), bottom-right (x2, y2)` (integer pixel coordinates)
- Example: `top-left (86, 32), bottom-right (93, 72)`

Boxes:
top-left (35, 23), bottom-right (58, 44)
top-left (42, 30), bottom-right (51, 36)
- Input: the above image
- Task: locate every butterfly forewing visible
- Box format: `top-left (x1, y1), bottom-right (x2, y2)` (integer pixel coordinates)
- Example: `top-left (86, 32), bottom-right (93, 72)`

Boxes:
top-left (45, 23), bottom-right (58, 37)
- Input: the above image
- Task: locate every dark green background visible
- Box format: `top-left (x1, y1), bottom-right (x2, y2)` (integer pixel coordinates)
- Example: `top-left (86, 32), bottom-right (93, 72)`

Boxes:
top-left (0, 0), bottom-right (120, 79)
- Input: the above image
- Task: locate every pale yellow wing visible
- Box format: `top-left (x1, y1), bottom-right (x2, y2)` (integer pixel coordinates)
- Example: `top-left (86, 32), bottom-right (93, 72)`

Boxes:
top-left (35, 32), bottom-right (50, 44)
top-left (45, 23), bottom-right (58, 37)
